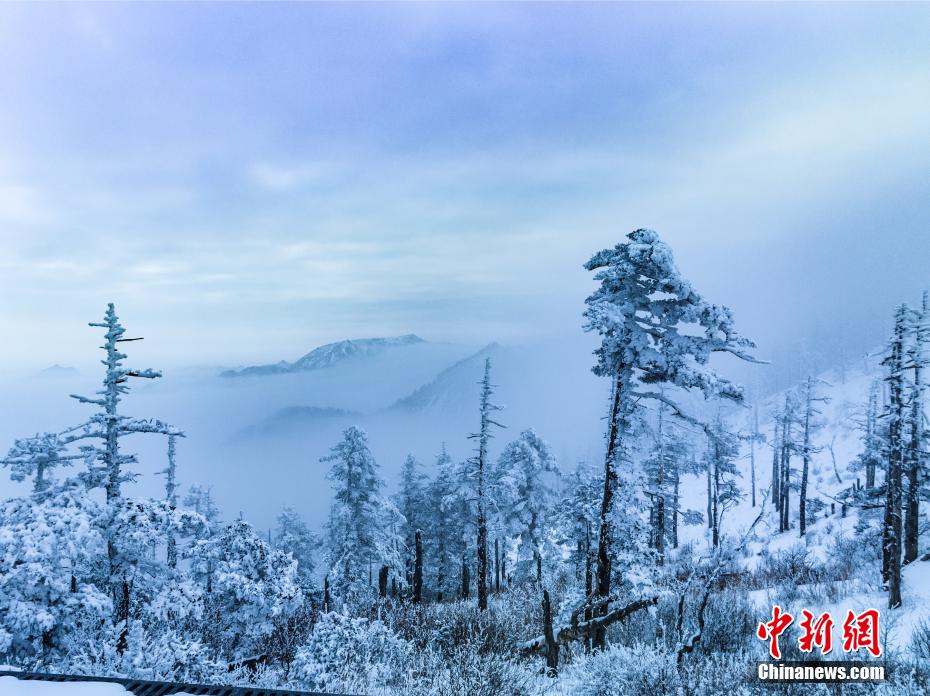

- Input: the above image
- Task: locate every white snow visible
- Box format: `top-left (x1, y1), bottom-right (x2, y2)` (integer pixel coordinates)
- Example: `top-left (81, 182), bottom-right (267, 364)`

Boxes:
top-left (0, 676), bottom-right (132, 695)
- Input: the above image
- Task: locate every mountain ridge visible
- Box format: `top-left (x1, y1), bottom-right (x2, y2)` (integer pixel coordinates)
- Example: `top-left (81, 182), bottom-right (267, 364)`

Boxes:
top-left (220, 334), bottom-right (426, 378)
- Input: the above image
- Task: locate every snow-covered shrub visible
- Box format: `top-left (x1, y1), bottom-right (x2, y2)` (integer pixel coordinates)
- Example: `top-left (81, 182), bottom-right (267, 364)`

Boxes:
top-left (699, 590), bottom-right (757, 654)
top-left (0, 486), bottom-right (111, 665)
top-left (189, 518), bottom-right (300, 657)
top-left (678, 651), bottom-right (755, 696)
top-left (824, 527), bottom-right (882, 585)
top-left (290, 612), bottom-right (410, 693)
top-left (398, 645), bottom-right (531, 696)
top-left (567, 643), bottom-right (680, 696)
top-left (388, 594), bottom-right (532, 658)
top-left (909, 618), bottom-right (930, 661)
top-left (60, 618), bottom-right (223, 683)
top-left (257, 597), bottom-right (318, 677)
top-left (755, 544), bottom-right (820, 587)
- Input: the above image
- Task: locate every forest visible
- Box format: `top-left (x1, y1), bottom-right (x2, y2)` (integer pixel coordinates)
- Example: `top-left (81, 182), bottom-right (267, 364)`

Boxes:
top-left (1, 229), bottom-right (928, 695)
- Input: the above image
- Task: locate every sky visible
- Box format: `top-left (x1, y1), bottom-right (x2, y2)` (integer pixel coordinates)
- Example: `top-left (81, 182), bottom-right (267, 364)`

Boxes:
top-left (1, 2), bottom-right (929, 375)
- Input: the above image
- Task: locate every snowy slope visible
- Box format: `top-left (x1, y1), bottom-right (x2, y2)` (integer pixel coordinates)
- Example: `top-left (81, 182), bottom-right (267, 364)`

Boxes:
top-left (673, 350), bottom-right (930, 651)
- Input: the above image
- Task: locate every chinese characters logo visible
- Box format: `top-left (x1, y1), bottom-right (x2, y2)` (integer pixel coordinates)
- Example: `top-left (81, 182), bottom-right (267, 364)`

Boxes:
top-left (757, 606), bottom-right (881, 659)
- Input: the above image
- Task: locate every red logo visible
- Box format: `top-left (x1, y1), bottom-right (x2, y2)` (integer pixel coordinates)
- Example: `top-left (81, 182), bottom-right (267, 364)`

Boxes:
top-left (757, 607), bottom-right (881, 659)
top-left (757, 605), bottom-right (794, 659)
top-left (842, 608), bottom-right (881, 657)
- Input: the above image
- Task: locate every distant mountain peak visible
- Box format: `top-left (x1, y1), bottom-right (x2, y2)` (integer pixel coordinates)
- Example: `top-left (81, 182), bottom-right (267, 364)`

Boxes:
top-left (37, 364), bottom-right (79, 378)
top-left (221, 334), bottom-right (427, 378)
top-left (389, 342), bottom-right (505, 414)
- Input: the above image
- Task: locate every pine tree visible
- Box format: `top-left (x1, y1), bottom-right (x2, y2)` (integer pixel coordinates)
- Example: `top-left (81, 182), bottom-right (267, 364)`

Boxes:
top-left (582, 229), bottom-right (757, 648)
top-left (742, 404), bottom-right (765, 508)
top-left (643, 405), bottom-right (690, 563)
top-left (852, 381), bottom-right (883, 491)
top-left (775, 393), bottom-right (798, 533)
top-left (425, 444), bottom-right (465, 602)
top-left (882, 305), bottom-right (908, 608)
top-left (552, 461), bottom-right (600, 589)
top-left (798, 377), bottom-right (829, 537)
top-left (190, 519), bottom-right (300, 657)
top-left (322, 426), bottom-right (396, 609)
top-left (3, 432), bottom-right (78, 493)
top-left (770, 417), bottom-right (781, 516)
top-left (904, 291), bottom-right (928, 565)
top-left (275, 506), bottom-right (318, 591)
top-left (467, 358), bottom-right (504, 610)
top-left (394, 454), bottom-right (428, 590)
top-left (704, 412), bottom-right (742, 547)
top-left (21, 305), bottom-right (182, 627)
top-left (493, 429), bottom-right (558, 582)
top-left (155, 433), bottom-right (183, 568)
top-left (183, 484), bottom-right (221, 525)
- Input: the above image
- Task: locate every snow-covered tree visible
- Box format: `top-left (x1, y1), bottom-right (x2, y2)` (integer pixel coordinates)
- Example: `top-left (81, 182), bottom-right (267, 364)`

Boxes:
top-left (155, 434), bottom-right (183, 568)
top-left (2, 433), bottom-right (80, 493)
top-left (322, 426), bottom-right (397, 609)
top-left (582, 229), bottom-right (758, 648)
top-left (184, 484), bottom-right (221, 526)
top-left (466, 358), bottom-right (505, 610)
top-left (905, 291), bottom-right (928, 565)
top-left (493, 429), bottom-right (558, 582)
top-left (423, 444), bottom-right (465, 602)
top-left (703, 412), bottom-right (742, 548)
top-left (275, 506), bottom-right (318, 591)
top-left (740, 403), bottom-right (766, 508)
top-left (0, 483), bottom-right (111, 664)
top-left (394, 454), bottom-right (428, 590)
top-left (552, 460), bottom-right (601, 590)
top-left (851, 381), bottom-right (883, 491)
top-left (64, 304), bottom-right (182, 623)
top-left (882, 305), bottom-right (908, 608)
top-left (189, 519), bottom-right (300, 658)
top-left (643, 405), bottom-right (691, 562)
top-left (773, 392), bottom-right (799, 533)
top-left (798, 377), bottom-right (829, 537)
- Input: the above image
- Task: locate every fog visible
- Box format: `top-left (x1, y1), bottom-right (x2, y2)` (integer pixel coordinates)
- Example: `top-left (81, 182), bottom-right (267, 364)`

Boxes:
top-left (1, 3), bottom-right (930, 529)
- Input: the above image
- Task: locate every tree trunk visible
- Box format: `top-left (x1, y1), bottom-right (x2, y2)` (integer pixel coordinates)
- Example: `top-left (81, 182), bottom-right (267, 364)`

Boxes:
top-left (477, 516), bottom-right (488, 609)
top-left (594, 374), bottom-right (625, 650)
top-left (771, 419), bottom-right (781, 516)
top-left (671, 468), bottom-right (679, 549)
top-left (799, 380), bottom-right (812, 537)
top-left (884, 307), bottom-right (907, 608)
top-left (495, 538), bottom-right (501, 593)
top-left (436, 548), bottom-right (445, 603)
top-left (904, 357), bottom-right (923, 565)
top-left (780, 410), bottom-right (791, 533)
top-left (656, 491), bottom-right (666, 564)
top-left (655, 423), bottom-right (665, 564)
top-left (413, 530), bottom-right (423, 603)
top-left (543, 589), bottom-right (559, 674)
top-left (461, 553), bottom-right (470, 600)
top-left (378, 565), bottom-right (388, 599)
top-left (705, 463), bottom-right (712, 529)
top-left (711, 442), bottom-right (720, 548)
top-left (750, 405), bottom-right (758, 507)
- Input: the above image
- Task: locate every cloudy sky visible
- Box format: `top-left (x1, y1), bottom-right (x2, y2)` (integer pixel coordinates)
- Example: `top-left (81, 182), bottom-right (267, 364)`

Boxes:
top-left (2, 3), bottom-right (929, 372)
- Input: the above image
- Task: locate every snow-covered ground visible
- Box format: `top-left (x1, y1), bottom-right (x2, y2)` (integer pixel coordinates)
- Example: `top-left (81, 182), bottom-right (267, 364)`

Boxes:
top-left (670, 351), bottom-right (930, 656)
top-left (0, 677), bottom-right (132, 695)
